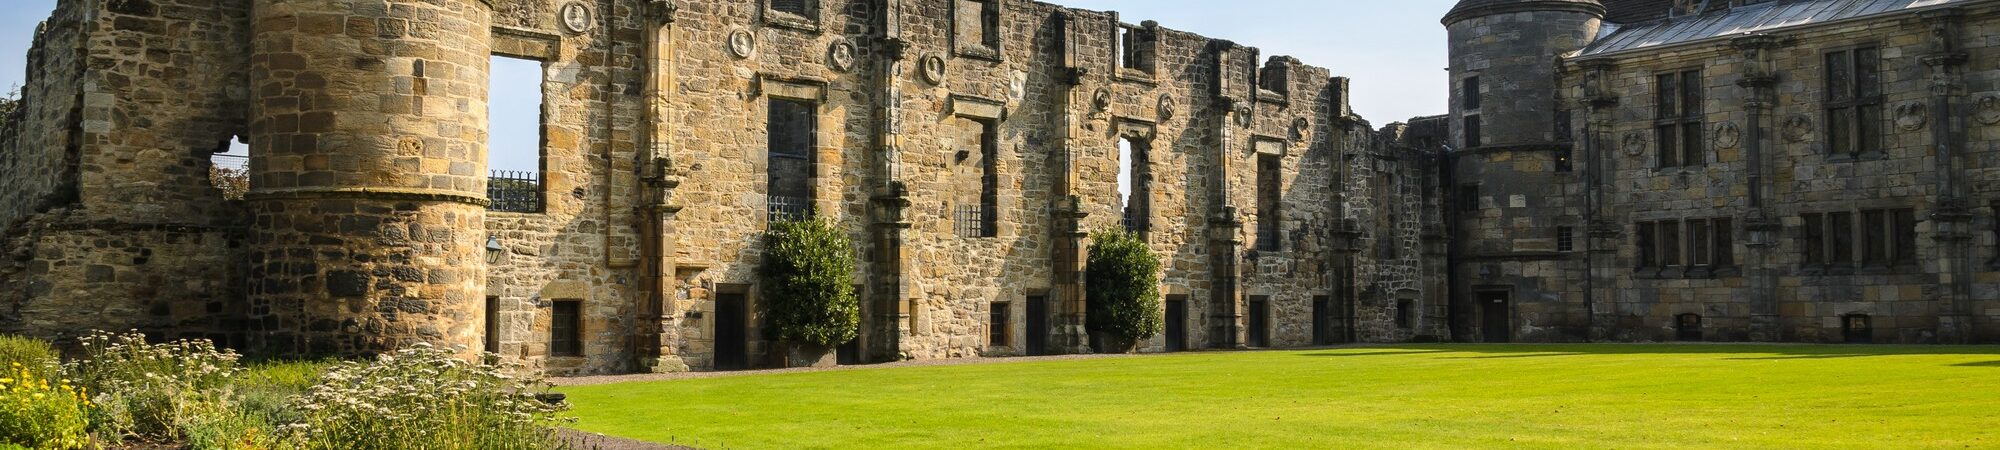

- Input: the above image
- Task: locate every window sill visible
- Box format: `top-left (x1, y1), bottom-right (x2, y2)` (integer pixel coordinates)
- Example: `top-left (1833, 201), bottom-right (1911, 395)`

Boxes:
top-left (955, 45), bottom-right (1002, 63)
top-left (1826, 152), bottom-right (1888, 163)
top-left (1634, 266), bottom-right (1740, 279)
top-left (762, 11), bottom-right (821, 33)
top-left (1114, 70), bottom-right (1156, 86)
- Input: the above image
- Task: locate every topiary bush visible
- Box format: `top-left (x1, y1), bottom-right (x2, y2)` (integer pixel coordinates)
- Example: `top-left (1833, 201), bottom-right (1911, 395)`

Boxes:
top-left (1086, 229), bottom-right (1163, 351)
top-left (760, 218), bottom-right (861, 349)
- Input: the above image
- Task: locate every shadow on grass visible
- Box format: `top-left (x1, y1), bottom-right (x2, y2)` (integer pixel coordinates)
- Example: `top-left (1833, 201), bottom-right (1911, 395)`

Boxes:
top-left (1294, 343), bottom-right (2000, 359)
top-left (1953, 360), bottom-right (2000, 367)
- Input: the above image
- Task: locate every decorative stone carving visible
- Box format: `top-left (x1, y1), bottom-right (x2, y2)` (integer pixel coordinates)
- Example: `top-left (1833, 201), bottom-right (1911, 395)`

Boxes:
top-left (1290, 117), bottom-right (1310, 141)
top-left (1091, 87), bottom-right (1111, 112)
top-left (919, 54), bottom-right (946, 85)
top-left (1234, 105), bottom-right (1253, 127)
top-left (1713, 121), bottom-right (1741, 149)
top-left (1976, 94), bottom-right (2000, 125)
top-left (1782, 114), bottom-right (1813, 142)
top-left (1622, 132), bottom-right (1647, 157)
top-left (1157, 95), bottom-right (1175, 120)
top-left (561, 1), bottom-right (595, 34)
top-left (1895, 102), bottom-right (1929, 131)
top-left (726, 29), bottom-right (755, 58)
top-left (827, 40), bottom-right (856, 72)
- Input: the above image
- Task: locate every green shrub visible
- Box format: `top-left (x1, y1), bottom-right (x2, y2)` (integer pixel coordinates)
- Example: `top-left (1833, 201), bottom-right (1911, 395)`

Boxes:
top-left (67, 330), bottom-right (242, 441)
top-left (760, 218), bottom-right (861, 348)
top-left (0, 362), bottom-right (93, 449)
top-left (1086, 229), bottom-right (1164, 349)
top-left (280, 345), bottom-right (570, 450)
top-left (0, 336), bottom-right (57, 379)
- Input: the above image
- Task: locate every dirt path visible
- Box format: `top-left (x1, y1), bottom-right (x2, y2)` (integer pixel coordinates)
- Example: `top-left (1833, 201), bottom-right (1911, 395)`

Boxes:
top-left (553, 352), bottom-right (1146, 386)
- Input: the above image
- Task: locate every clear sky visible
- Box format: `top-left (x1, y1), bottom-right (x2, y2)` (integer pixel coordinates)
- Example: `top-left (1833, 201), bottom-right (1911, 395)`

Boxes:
top-left (0, 0), bottom-right (1455, 173)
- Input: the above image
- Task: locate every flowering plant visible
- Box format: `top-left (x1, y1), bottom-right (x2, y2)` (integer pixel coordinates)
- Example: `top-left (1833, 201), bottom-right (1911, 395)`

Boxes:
top-left (0, 363), bottom-right (93, 449)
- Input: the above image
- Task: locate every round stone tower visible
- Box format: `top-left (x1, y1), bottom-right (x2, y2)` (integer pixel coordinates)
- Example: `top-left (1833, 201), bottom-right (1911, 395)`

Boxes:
top-left (1442, 0), bottom-right (1603, 148)
top-left (245, 0), bottom-right (492, 357)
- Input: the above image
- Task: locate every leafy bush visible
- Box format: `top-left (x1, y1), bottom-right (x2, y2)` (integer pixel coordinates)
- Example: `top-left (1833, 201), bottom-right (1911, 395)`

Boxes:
top-left (67, 330), bottom-right (242, 441)
top-left (760, 218), bottom-right (861, 348)
top-left (280, 345), bottom-right (570, 450)
top-left (0, 335), bottom-right (57, 380)
top-left (1086, 229), bottom-right (1164, 349)
top-left (0, 362), bottom-right (93, 449)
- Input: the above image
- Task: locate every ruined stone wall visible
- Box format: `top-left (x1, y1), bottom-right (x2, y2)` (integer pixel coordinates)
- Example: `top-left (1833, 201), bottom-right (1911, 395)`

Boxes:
top-left (1565, 4), bottom-right (2000, 343)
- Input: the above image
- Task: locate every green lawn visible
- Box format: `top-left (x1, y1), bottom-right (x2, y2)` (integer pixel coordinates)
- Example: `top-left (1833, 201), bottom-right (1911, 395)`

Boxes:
top-left (559, 345), bottom-right (2000, 449)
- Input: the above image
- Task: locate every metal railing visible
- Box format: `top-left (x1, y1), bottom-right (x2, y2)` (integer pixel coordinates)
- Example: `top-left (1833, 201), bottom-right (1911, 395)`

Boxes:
top-left (209, 154), bottom-right (249, 200)
top-left (488, 170), bottom-right (543, 213)
top-left (955, 204), bottom-right (994, 238)
top-left (1255, 226), bottom-right (1282, 252)
top-left (1122, 207), bottom-right (1147, 234)
top-left (769, 195), bottom-right (811, 222)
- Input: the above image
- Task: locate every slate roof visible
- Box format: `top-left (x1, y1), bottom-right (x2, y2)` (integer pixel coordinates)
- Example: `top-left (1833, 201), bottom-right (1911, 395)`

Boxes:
top-left (1576, 0), bottom-right (1972, 58)
top-left (1444, 0), bottom-right (1607, 25)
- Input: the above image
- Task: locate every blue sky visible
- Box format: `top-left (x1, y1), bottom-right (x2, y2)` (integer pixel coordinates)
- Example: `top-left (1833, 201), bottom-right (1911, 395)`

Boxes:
top-left (1, 0), bottom-right (1454, 174)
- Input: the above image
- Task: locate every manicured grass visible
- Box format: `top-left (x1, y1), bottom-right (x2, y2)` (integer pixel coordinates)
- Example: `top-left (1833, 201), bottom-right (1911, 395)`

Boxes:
top-left (560, 345), bottom-right (2000, 449)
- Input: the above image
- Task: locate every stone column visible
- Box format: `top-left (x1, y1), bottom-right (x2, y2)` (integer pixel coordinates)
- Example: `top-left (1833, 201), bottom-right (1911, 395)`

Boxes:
top-left (869, 1), bottom-right (913, 361)
top-left (1579, 60), bottom-right (1618, 341)
top-left (1920, 9), bottom-right (1975, 343)
top-left (245, 0), bottom-right (492, 357)
top-left (1732, 35), bottom-right (1782, 342)
top-left (1208, 99), bottom-right (1245, 349)
top-left (1047, 11), bottom-right (1091, 355)
top-left (638, 0), bottom-right (689, 372)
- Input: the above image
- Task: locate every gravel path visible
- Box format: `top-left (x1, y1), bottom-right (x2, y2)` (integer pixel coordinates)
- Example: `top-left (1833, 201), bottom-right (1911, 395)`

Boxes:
top-left (558, 428), bottom-right (699, 450)
top-left (553, 352), bottom-right (1144, 386)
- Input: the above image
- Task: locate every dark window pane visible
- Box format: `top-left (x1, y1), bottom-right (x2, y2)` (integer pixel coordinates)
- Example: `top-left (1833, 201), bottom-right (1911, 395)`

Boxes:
top-left (1855, 47), bottom-right (1880, 99)
top-left (1714, 218), bottom-right (1734, 267)
top-left (1661, 220), bottom-right (1682, 266)
top-left (1863, 209), bottom-right (1887, 265)
top-left (551, 300), bottom-right (582, 357)
top-left (1257, 154), bottom-right (1282, 252)
top-left (1682, 120), bottom-right (1704, 166)
top-left (1637, 222), bottom-right (1656, 268)
top-left (1831, 212), bottom-right (1854, 266)
top-left (1690, 219), bottom-right (1711, 266)
top-left (1828, 107), bottom-right (1854, 156)
top-left (990, 302), bottom-right (1009, 347)
top-left (1464, 77), bottom-right (1481, 110)
top-left (1681, 70), bottom-right (1703, 119)
top-left (1825, 50), bottom-right (1852, 102)
top-left (1857, 104), bottom-right (1882, 154)
top-left (1894, 209), bottom-right (1917, 264)
top-left (1803, 213), bottom-right (1825, 265)
top-left (1657, 125), bottom-right (1680, 168)
top-left (1464, 115), bottom-right (1482, 148)
top-left (771, 0), bottom-right (809, 15)
top-left (1459, 185), bottom-right (1479, 212)
top-left (1657, 73), bottom-right (1678, 119)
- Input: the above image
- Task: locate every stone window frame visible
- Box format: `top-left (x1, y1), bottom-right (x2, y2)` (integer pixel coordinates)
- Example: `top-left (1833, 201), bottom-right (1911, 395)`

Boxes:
top-left (1557, 226), bottom-right (1575, 252)
top-left (1394, 298), bottom-right (1417, 330)
top-left (1463, 114), bottom-right (1483, 148)
top-left (1112, 18), bottom-right (1157, 83)
top-left (988, 301), bottom-right (1011, 348)
top-left (1461, 76), bottom-right (1480, 111)
top-left (1252, 137), bottom-right (1287, 253)
top-left (1822, 44), bottom-right (1884, 160)
top-left (485, 296), bottom-right (501, 354)
top-left (549, 299), bottom-right (584, 357)
top-left (1652, 68), bottom-right (1705, 169)
top-left (1115, 118), bottom-right (1158, 237)
top-left (1800, 208), bottom-right (1914, 274)
top-left (1456, 184), bottom-right (1480, 213)
top-left (952, 0), bottom-right (1005, 62)
top-left (950, 95), bottom-right (1008, 239)
top-left (489, 28), bottom-right (561, 215)
top-left (1637, 217), bottom-right (1736, 278)
top-left (760, 75), bottom-right (830, 224)
top-left (763, 0), bottom-right (823, 33)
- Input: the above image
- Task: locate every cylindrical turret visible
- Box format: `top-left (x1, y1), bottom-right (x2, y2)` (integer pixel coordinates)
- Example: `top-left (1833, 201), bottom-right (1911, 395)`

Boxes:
top-left (245, 0), bottom-right (492, 357)
top-left (1444, 0), bottom-right (1603, 148)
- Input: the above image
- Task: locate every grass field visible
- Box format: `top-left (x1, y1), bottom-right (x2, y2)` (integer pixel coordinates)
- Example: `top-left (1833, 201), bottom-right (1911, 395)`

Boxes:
top-left (559, 345), bottom-right (2000, 449)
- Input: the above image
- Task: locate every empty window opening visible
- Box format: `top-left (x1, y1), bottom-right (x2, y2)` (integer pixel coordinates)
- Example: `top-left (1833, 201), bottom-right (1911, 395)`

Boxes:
top-left (550, 300), bottom-right (582, 357)
top-left (209, 137), bottom-right (250, 200)
top-left (1119, 137), bottom-right (1151, 234)
top-left (1462, 76), bottom-right (1480, 110)
top-left (1825, 47), bottom-right (1881, 157)
top-left (1396, 298), bottom-right (1416, 330)
top-left (1117, 25), bottom-right (1140, 70)
top-left (1675, 313), bottom-right (1702, 341)
top-left (489, 55), bottom-right (546, 213)
top-left (953, 118), bottom-right (998, 238)
top-left (989, 301), bottom-right (1010, 347)
top-left (768, 98), bottom-right (816, 222)
top-left (955, 0), bottom-right (1001, 56)
top-left (1256, 153), bottom-right (1283, 252)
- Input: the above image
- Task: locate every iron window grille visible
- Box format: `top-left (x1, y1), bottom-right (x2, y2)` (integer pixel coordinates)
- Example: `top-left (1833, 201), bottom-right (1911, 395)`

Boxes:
top-left (955, 204), bottom-right (995, 238)
top-left (769, 195), bottom-right (812, 223)
top-left (488, 170), bottom-right (544, 213)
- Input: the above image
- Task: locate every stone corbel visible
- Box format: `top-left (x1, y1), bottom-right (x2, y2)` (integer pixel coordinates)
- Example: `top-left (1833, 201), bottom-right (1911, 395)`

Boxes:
top-left (646, 0), bottom-right (677, 25)
top-left (1730, 34), bottom-right (1780, 88)
top-left (1920, 8), bottom-right (1967, 63)
top-left (1578, 60), bottom-right (1618, 108)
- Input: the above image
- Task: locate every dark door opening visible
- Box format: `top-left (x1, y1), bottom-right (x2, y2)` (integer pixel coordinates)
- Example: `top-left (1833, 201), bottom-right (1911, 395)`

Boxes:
top-left (1247, 296), bottom-right (1270, 348)
top-left (714, 292), bottom-right (749, 370)
top-left (1311, 295), bottom-right (1331, 345)
top-left (1842, 314), bottom-right (1872, 344)
top-left (1025, 295), bottom-right (1048, 356)
top-left (1478, 291), bottom-right (1510, 343)
top-left (1165, 297), bottom-right (1187, 352)
top-left (1675, 313), bottom-right (1703, 342)
top-left (836, 338), bottom-right (861, 365)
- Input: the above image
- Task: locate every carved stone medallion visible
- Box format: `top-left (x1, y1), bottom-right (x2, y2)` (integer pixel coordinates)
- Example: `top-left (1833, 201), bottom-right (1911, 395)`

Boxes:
top-left (726, 29), bottom-right (755, 59)
top-left (919, 54), bottom-right (946, 85)
top-left (1622, 132), bottom-right (1647, 157)
top-left (560, 1), bottom-right (594, 34)
top-left (1157, 95), bottom-right (1176, 120)
top-left (1291, 117), bottom-right (1310, 141)
top-left (1895, 102), bottom-right (1928, 131)
top-left (1234, 105), bottom-right (1253, 127)
top-left (1976, 95), bottom-right (2000, 126)
top-left (1781, 114), bottom-right (1813, 143)
top-left (1091, 87), bottom-right (1112, 112)
top-left (1713, 121), bottom-right (1741, 149)
top-left (827, 40), bottom-right (856, 72)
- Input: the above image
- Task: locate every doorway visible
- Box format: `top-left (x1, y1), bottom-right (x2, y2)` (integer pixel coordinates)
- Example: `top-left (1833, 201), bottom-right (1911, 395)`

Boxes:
top-left (1478, 291), bottom-right (1510, 343)
top-left (1025, 295), bottom-right (1048, 356)
top-left (714, 292), bottom-right (749, 370)
top-left (1842, 314), bottom-right (1872, 344)
top-left (1165, 296), bottom-right (1187, 352)
top-left (1675, 313), bottom-right (1703, 342)
top-left (1247, 296), bottom-right (1270, 348)
top-left (1311, 295), bottom-right (1331, 345)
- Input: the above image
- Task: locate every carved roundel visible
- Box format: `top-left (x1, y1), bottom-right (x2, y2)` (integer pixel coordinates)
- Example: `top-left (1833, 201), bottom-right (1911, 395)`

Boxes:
top-left (1894, 102), bottom-right (1928, 131)
top-left (1976, 95), bottom-right (2000, 126)
top-left (1713, 121), bottom-right (1742, 149)
top-left (1621, 132), bottom-right (1647, 157)
top-left (1781, 114), bottom-right (1813, 143)
top-left (1234, 105), bottom-right (1253, 127)
top-left (1091, 88), bottom-right (1112, 112)
top-left (827, 40), bottom-right (857, 72)
top-left (727, 29), bottom-right (756, 59)
top-left (560, 1), bottom-right (595, 34)
top-left (1290, 117), bottom-right (1310, 141)
top-left (1157, 95), bottom-right (1176, 120)
top-left (919, 54), bottom-right (947, 85)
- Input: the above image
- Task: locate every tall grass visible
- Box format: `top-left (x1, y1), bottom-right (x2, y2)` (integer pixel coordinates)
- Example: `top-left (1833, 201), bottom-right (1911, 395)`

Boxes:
top-left (280, 345), bottom-right (572, 450)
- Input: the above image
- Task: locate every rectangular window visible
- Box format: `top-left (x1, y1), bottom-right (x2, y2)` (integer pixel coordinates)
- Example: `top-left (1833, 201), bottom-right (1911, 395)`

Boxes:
top-left (1463, 76), bottom-right (1481, 110)
top-left (954, 0), bottom-right (1001, 58)
top-left (1714, 217), bottom-right (1734, 268)
top-left (1256, 154), bottom-right (1283, 252)
top-left (955, 118), bottom-right (999, 238)
top-left (1862, 209), bottom-right (1888, 265)
top-left (1655, 70), bottom-right (1704, 167)
top-left (1557, 226), bottom-right (1574, 252)
top-left (550, 300), bottom-right (582, 357)
top-left (1458, 185), bottom-right (1480, 213)
top-left (1659, 220), bottom-right (1682, 267)
top-left (1893, 208), bottom-right (1917, 264)
top-left (1637, 222), bottom-right (1657, 268)
top-left (1120, 137), bottom-right (1151, 234)
top-left (770, 0), bottom-right (810, 16)
top-left (484, 296), bottom-right (500, 354)
top-left (989, 302), bottom-right (1010, 347)
top-left (488, 55), bottom-right (547, 213)
top-left (1825, 47), bottom-right (1881, 157)
top-left (1803, 213), bottom-right (1826, 265)
top-left (769, 98), bottom-right (816, 222)
top-left (1555, 146), bottom-right (1573, 173)
top-left (1689, 219), bottom-right (1711, 266)
top-left (1830, 211), bottom-right (1854, 267)
top-left (1118, 25), bottom-right (1142, 70)
top-left (1464, 115), bottom-right (1483, 148)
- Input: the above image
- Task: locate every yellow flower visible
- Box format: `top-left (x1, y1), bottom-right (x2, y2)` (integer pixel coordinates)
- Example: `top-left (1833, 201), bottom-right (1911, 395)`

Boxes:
top-left (0, 378), bottom-right (12, 384)
top-left (32, 393), bottom-right (44, 399)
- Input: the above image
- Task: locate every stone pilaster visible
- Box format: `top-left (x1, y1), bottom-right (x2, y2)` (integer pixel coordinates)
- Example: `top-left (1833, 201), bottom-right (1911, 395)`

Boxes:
top-left (1921, 8), bottom-right (1976, 343)
top-left (1732, 35), bottom-right (1782, 342)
